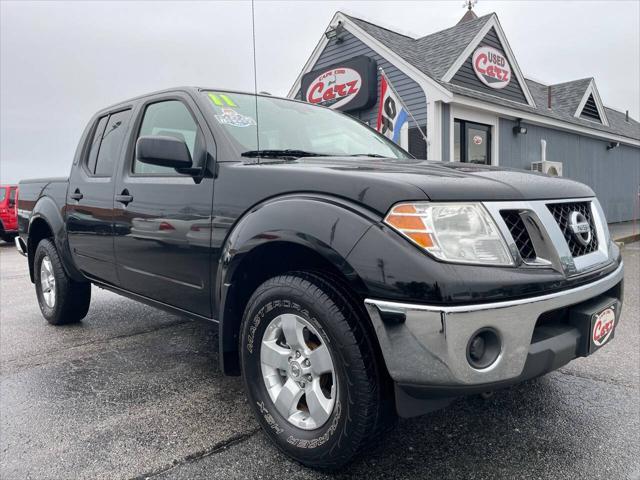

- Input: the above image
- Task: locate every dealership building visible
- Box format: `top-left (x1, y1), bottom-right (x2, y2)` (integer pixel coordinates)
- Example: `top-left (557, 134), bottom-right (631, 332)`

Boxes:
top-left (288, 10), bottom-right (640, 223)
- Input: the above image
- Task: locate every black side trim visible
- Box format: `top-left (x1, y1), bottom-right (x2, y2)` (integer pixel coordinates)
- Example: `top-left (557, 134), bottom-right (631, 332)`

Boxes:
top-left (88, 276), bottom-right (218, 324)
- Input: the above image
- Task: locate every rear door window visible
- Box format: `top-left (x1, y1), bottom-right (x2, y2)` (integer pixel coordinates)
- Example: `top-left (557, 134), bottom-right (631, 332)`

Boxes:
top-left (8, 187), bottom-right (17, 206)
top-left (86, 115), bottom-right (108, 174)
top-left (93, 109), bottom-right (132, 176)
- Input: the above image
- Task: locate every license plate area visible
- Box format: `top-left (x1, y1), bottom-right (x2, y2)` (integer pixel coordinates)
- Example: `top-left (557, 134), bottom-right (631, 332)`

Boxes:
top-left (569, 296), bottom-right (620, 356)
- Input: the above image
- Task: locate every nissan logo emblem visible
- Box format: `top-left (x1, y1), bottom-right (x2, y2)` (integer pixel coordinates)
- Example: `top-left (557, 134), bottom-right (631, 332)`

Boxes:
top-left (568, 211), bottom-right (592, 246)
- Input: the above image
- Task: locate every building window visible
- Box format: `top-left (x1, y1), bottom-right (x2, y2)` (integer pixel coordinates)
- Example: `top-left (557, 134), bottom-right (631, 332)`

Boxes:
top-left (408, 125), bottom-right (427, 159)
top-left (454, 119), bottom-right (491, 165)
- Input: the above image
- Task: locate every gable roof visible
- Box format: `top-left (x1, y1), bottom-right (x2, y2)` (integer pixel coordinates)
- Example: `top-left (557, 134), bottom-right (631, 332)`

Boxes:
top-left (347, 12), bottom-right (640, 142)
top-left (547, 78), bottom-right (592, 114)
top-left (346, 12), bottom-right (537, 107)
top-left (345, 12), bottom-right (491, 82)
top-left (573, 78), bottom-right (609, 126)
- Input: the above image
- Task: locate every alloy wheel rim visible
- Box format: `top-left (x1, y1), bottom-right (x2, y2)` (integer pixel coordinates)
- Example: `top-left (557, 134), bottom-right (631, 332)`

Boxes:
top-left (40, 256), bottom-right (56, 308)
top-left (260, 313), bottom-right (337, 430)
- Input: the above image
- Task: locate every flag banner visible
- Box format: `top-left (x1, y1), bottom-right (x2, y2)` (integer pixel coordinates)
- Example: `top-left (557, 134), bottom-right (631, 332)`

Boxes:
top-left (376, 73), bottom-right (408, 144)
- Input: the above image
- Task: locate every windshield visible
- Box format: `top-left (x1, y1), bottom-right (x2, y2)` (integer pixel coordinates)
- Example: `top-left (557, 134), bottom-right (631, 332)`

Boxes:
top-left (202, 91), bottom-right (411, 159)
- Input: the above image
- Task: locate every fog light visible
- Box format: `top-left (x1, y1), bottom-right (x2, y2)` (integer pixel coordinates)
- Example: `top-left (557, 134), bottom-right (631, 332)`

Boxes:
top-left (469, 335), bottom-right (486, 362)
top-left (466, 329), bottom-right (501, 369)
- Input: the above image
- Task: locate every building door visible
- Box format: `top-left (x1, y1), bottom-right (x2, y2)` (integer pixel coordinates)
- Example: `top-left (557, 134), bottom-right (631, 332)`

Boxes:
top-left (454, 119), bottom-right (491, 165)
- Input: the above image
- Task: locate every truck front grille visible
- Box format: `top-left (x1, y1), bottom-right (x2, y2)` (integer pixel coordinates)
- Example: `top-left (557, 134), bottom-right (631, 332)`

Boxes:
top-left (500, 210), bottom-right (537, 262)
top-left (547, 201), bottom-right (599, 257)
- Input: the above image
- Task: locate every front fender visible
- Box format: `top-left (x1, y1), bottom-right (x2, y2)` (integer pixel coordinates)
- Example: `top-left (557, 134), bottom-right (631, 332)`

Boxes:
top-left (216, 194), bottom-right (379, 311)
top-left (216, 195), bottom-right (380, 375)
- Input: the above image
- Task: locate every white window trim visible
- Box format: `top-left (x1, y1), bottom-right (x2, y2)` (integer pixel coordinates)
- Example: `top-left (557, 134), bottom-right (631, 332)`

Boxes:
top-left (400, 121), bottom-right (409, 151)
top-left (573, 79), bottom-right (609, 127)
top-left (441, 14), bottom-right (537, 109)
top-left (427, 100), bottom-right (442, 160)
top-left (449, 104), bottom-right (500, 165)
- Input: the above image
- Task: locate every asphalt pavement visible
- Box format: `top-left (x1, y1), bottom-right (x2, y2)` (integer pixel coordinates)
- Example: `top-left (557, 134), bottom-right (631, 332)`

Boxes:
top-left (1, 240), bottom-right (638, 479)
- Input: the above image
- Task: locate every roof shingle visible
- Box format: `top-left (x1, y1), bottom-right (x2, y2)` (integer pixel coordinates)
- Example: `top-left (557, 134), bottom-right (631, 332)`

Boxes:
top-left (340, 11), bottom-right (639, 141)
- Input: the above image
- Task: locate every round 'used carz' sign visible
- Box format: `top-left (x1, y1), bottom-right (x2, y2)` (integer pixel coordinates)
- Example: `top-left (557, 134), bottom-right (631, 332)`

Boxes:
top-left (472, 46), bottom-right (511, 89)
top-left (306, 67), bottom-right (362, 109)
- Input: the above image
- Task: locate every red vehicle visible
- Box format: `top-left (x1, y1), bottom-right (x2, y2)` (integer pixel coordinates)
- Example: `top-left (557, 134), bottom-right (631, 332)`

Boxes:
top-left (0, 185), bottom-right (18, 243)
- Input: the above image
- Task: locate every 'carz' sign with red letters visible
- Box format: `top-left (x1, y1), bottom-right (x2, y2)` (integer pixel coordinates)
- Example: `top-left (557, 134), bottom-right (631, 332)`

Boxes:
top-left (306, 68), bottom-right (362, 110)
top-left (472, 46), bottom-right (511, 89)
top-left (301, 56), bottom-right (377, 112)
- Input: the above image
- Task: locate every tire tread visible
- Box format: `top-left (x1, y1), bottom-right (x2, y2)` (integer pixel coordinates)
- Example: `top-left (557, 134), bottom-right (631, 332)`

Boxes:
top-left (34, 239), bottom-right (90, 325)
top-left (242, 271), bottom-right (394, 470)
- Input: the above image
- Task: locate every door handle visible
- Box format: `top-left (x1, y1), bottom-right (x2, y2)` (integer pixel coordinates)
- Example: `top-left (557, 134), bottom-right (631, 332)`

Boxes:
top-left (115, 189), bottom-right (133, 206)
top-left (70, 189), bottom-right (83, 201)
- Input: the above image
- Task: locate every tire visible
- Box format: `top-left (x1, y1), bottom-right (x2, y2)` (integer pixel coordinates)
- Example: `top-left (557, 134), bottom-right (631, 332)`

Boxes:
top-left (1, 233), bottom-right (16, 243)
top-left (240, 272), bottom-right (393, 469)
top-left (34, 238), bottom-right (91, 325)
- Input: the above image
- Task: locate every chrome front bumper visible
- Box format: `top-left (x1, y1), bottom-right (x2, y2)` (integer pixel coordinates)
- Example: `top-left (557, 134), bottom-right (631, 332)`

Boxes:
top-left (364, 262), bottom-right (624, 387)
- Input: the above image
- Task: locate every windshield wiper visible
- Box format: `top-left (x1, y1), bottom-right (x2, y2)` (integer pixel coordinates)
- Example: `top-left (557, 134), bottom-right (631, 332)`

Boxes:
top-left (348, 153), bottom-right (387, 158)
top-left (241, 149), bottom-right (330, 159)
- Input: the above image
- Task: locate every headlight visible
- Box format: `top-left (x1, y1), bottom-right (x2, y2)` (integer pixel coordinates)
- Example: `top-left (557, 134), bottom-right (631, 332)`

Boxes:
top-left (384, 202), bottom-right (513, 266)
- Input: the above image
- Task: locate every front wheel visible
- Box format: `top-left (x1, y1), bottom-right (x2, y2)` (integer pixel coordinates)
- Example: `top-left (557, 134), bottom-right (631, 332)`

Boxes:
top-left (240, 272), bottom-right (392, 469)
top-left (34, 239), bottom-right (91, 325)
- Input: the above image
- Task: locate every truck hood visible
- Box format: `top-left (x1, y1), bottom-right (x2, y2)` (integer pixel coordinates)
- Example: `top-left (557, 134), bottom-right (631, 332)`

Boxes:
top-left (290, 157), bottom-right (594, 202)
top-left (225, 157), bottom-right (594, 218)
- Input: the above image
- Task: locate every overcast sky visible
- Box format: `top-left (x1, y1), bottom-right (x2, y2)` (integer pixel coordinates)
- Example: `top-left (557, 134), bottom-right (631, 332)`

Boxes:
top-left (1, 0), bottom-right (639, 183)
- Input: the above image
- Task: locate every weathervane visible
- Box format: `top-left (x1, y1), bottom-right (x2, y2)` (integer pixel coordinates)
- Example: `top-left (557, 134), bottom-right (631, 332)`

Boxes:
top-left (463, 0), bottom-right (477, 11)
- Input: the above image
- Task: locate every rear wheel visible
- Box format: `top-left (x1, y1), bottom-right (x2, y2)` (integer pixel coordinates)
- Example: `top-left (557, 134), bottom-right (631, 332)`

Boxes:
top-left (240, 272), bottom-right (393, 469)
top-left (34, 239), bottom-right (91, 325)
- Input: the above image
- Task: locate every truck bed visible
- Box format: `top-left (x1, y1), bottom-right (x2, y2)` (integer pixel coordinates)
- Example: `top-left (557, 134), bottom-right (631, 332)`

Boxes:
top-left (17, 177), bottom-right (68, 222)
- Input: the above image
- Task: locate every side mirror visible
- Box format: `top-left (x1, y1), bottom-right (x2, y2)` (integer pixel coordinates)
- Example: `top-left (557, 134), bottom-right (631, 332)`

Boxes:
top-left (136, 135), bottom-right (193, 170)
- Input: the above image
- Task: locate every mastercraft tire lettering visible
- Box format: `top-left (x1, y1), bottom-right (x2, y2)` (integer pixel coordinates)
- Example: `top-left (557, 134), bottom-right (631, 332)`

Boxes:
top-left (240, 273), bottom-right (391, 469)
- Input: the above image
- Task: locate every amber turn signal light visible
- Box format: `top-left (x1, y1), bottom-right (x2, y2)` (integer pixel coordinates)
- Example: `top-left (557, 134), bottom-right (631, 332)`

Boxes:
top-left (384, 204), bottom-right (434, 249)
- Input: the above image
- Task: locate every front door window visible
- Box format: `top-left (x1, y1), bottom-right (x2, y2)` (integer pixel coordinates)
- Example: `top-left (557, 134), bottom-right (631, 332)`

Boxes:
top-left (453, 119), bottom-right (491, 165)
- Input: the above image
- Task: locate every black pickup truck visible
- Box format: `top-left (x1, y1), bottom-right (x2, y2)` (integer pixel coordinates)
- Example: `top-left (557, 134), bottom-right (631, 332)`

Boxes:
top-left (16, 87), bottom-right (624, 469)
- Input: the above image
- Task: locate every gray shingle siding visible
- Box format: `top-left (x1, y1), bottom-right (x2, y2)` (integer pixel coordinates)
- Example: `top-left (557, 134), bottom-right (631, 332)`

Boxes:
top-left (499, 118), bottom-right (640, 222)
top-left (450, 28), bottom-right (528, 105)
top-left (295, 31), bottom-right (427, 128)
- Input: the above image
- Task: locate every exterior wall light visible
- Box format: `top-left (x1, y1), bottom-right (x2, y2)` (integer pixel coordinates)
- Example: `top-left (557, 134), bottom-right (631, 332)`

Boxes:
top-left (606, 141), bottom-right (620, 151)
top-left (513, 119), bottom-right (527, 135)
top-left (325, 22), bottom-right (345, 43)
